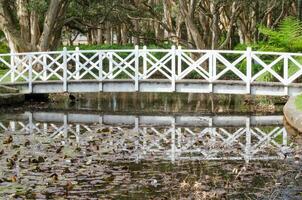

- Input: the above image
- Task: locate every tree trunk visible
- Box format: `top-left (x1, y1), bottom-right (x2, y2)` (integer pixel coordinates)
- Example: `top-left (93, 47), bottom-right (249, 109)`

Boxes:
top-left (163, 0), bottom-right (174, 39)
top-left (39, 0), bottom-right (68, 51)
top-left (179, 0), bottom-right (204, 49)
top-left (17, 0), bottom-right (31, 43)
top-left (0, 1), bottom-right (32, 52)
top-left (116, 25), bottom-right (122, 45)
top-left (210, 2), bottom-right (219, 49)
top-left (133, 20), bottom-right (140, 45)
top-left (87, 28), bottom-right (92, 44)
top-left (105, 21), bottom-right (111, 44)
top-left (97, 26), bottom-right (103, 44)
top-left (30, 11), bottom-right (40, 47)
top-left (121, 23), bottom-right (128, 44)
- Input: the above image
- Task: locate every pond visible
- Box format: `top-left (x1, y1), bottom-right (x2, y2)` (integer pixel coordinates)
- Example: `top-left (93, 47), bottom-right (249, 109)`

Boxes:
top-left (0, 93), bottom-right (301, 199)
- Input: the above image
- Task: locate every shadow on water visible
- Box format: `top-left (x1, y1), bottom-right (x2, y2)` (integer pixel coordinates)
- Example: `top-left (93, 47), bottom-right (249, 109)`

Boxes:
top-left (0, 93), bottom-right (301, 199)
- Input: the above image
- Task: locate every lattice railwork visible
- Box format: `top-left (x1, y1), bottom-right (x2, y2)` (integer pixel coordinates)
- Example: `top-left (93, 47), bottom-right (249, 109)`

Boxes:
top-left (1, 47), bottom-right (302, 95)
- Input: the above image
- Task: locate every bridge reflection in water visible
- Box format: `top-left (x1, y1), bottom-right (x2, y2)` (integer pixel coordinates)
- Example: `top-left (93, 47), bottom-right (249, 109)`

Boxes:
top-left (0, 112), bottom-right (291, 163)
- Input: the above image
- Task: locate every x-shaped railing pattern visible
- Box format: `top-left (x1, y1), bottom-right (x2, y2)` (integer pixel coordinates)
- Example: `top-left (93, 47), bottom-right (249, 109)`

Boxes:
top-left (0, 118), bottom-right (291, 162)
top-left (1, 47), bottom-right (301, 95)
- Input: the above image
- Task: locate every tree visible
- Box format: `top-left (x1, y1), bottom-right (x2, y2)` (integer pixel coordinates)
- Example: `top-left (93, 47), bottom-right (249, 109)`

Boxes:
top-left (0, 0), bottom-right (299, 52)
top-left (0, 0), bottom-right (69, 52)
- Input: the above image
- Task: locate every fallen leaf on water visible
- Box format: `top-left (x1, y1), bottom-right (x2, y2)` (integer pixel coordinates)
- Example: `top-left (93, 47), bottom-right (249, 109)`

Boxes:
top-left (56, 146), bottom-right (64, 153)
top-left (193, 181), bottom-right (202, 190)
top-left (86, 159), bottom-right (92, 165)
top-left (50, 173), bottom-right (58, 182)
top-left (11, 176), bottom-right (17, 182)
top-left (295, 172), bottom-right (301, 179)
top-left (3, 135), bottom-right (13, 144)
top-left (24, 139), bottom-right (30, 146)
top-left (6, 158), bottom-right (15, 168)
top-left (180, 180), bottom-right (190, 190)
top-left (63, 167), bottom-right (71, 173)
top-left (65, 181), bottom-right (73, 191)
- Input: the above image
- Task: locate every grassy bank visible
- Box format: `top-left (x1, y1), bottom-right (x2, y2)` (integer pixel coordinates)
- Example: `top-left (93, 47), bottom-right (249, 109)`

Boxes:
top-left (295, 94), bottom-right (302, 110)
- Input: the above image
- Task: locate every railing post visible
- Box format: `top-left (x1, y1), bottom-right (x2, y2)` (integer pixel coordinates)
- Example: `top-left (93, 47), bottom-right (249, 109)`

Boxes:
top-left (245, 117), bottom-right (251, 164)
top-left (246, 47), bottom-right (252, 94)
top-left (43, 54), bottom-right (47, 81)
top-left (209, 51), bottom-right (215, 93)
top-left (76, 124), bottom-right (80, 144)
top-left (28, 55), bottom-right (33, 93)
top-left (143, 45), bottom-right (147, 78)
top-left (283, 54), bottom-right (289, 95)
top-left (98, 51), bottom-right (103, 91)
top-left (75, 47), bottom-right (80, 80)
top-left (43, 123), bottom-right (47, 134)
top-left (170, 117), bottom-right (176, 163)
top-left (177, 46), bottom-right (182, 77)
top-left (9, 121), bottom-right (15, 132)
top-left (63, 114), bottom-right (68, 144)
top-left (28, 112), bottom-right (33, 134)
top-left (10, 49), bottom-right (15, 83)
top-left (63, 47), bottom-right (68, 92)
top-left (108, 52), bottom-right (113, 79)
top-left (135, 45), bottom-right (139, 91)
top-left (209, 117), bottom-right (216, 146)
top-left (171, 45), bottom-right (176, 92)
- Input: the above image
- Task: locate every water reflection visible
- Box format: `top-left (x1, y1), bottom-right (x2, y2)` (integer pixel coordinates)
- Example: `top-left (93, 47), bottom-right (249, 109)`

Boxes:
top-left (48, 93), bottom-right (286, 114)
top-left (0, 112), bottom-right (291, 163)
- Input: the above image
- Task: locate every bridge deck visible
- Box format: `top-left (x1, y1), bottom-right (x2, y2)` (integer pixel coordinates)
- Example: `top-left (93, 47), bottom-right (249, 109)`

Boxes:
top-left (5, 79), bottom-right (302, 95)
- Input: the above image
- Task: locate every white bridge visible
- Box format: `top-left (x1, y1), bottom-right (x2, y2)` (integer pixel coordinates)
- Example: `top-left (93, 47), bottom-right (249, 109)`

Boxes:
top-left (1, 47), bottom-right (302, 95)
top-left (0, 112), bottom-right (291, 162)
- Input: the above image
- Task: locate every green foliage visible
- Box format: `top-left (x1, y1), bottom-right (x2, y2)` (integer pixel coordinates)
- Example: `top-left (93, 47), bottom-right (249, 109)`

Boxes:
top-left (235, 17), bottom-right (302, 53)
top-left (234, 18), bottom-right (302, 82)
top-left (258, 17), bottom-right (302, 52)
top-left (234, 42), bottom-right (286, 52)
top-left (27, 0), bottom-right (48, 14)
top-left (0, 42), bottom-right (9, 54)
top-left (0, 42), bottom-right (10, 71)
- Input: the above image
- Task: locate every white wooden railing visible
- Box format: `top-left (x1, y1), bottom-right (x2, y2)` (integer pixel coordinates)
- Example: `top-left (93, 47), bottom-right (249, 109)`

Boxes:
top-left (0, 46), bottom-right (302, 94)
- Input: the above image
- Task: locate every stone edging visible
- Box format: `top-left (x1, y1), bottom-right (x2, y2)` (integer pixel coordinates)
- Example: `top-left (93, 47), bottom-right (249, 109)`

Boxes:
top-left (284, 96), bottom-right (302, 133)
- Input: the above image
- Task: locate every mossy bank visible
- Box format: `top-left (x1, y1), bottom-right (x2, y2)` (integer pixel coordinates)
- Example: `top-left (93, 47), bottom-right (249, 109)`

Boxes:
top-left (284, 95), bottom-right (302, 133)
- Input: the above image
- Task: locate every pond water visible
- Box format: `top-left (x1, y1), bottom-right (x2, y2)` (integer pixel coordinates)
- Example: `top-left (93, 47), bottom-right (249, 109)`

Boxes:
top-left (0, 93), bottom-right (301, 199)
